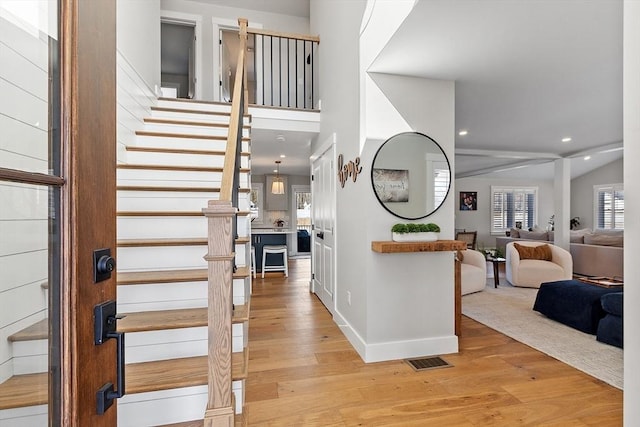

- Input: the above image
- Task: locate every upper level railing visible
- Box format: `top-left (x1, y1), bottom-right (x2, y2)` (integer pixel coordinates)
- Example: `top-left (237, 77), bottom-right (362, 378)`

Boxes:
top-left (221, 27), bottom-right (320, 110)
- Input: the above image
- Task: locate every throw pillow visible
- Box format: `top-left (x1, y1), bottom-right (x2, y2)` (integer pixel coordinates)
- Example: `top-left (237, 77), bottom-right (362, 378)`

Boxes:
top-left (518, 230), bottom-right (549, 241)
top-left (570, 228), bottom-right (591, 243)
top-left (583, 233), bottom-right (624, 247)
top-left (513, 242), bottom-right (553, 261)
top-left (509, 228), bottom-right (520, 238)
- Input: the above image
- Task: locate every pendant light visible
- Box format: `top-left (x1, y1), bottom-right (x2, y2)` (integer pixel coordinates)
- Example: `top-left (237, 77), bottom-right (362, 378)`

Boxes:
top-left (271, 160), bottom-right (285, 194)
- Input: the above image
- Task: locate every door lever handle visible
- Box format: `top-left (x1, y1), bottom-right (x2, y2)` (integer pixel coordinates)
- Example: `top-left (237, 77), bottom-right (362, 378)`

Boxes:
top-left (316, 231), bottom-right (324, 240)
top-left (94, 300), bottom-right (126, 414)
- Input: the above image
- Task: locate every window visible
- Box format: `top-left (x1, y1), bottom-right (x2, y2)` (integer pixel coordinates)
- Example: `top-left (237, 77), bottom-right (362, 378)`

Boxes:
top-left (594, 184), bottom-right (624, 230)
top-left (491, 186), bottom-right (538, 234)
top-left (433, 166), bottom-right (450, 209)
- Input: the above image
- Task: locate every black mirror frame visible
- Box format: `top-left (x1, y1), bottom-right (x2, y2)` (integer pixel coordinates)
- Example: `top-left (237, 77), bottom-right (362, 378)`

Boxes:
top-left (370, 131), bottom-right (452, 220)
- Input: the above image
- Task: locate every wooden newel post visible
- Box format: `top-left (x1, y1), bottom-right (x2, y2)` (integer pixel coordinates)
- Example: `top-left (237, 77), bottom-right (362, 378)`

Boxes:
top-left (202, 200), bottom-right (237, 427)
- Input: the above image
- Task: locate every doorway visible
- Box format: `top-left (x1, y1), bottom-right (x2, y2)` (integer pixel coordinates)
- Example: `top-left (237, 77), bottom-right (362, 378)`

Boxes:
top-left (291, 186), bottom-right (311, 255)
top-left (310, 140), bottom-right (336, 314)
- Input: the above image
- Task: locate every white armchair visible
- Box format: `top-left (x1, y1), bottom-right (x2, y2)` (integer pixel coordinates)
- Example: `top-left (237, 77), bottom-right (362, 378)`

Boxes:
top-left (460, 249), bottom-right (487, 295)
top-left (506, 241), bottom-right (572, 288)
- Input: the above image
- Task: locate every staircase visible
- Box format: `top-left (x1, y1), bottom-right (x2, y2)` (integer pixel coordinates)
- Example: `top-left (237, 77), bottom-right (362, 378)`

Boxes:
top-left (0, 98), bottom-right (252, 426)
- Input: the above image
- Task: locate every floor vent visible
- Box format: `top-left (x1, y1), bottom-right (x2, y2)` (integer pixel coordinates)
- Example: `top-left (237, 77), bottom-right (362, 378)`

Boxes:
top-left (405, 356), bottom-right (452, 371)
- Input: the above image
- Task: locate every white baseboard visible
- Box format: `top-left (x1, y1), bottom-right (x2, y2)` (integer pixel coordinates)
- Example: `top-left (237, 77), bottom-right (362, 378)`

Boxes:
top-left (337, 313), bottom-right (458, 363)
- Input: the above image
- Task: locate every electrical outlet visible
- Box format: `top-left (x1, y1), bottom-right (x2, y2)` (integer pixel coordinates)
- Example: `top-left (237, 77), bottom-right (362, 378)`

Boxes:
top-left (347, 291), bottom-right (351, 306)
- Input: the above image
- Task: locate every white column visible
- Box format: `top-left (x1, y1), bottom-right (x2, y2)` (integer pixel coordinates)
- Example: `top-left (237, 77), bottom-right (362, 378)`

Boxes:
top-left (553, 158), bottom-right (570, 251)
top-left (624, 1), bottom-right (640, 423)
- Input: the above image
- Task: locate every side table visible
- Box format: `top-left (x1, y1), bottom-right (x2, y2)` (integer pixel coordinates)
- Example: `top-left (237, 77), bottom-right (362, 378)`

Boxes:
top-left (488, 257), bottom-right (506, 288)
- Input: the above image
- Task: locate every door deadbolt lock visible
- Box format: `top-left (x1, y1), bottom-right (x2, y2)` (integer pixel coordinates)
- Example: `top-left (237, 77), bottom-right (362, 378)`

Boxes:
top-left (94, 248), bottom-right (115, 283)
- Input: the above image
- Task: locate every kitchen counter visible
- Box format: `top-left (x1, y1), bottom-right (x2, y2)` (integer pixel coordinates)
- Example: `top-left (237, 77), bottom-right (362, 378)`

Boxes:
top-left (251, 229), bottom-right (296, 272)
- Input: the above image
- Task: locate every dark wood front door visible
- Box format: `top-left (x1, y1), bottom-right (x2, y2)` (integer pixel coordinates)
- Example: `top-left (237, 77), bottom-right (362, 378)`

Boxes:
top-left (0, 0), bottom-right (117, 425)
top-left (60, 0), bottom-right (118, 424)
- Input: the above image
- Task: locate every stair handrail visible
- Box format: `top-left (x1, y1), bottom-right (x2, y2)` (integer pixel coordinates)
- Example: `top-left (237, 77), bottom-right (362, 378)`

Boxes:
top-left (219, 18), bottom-right (248, 202)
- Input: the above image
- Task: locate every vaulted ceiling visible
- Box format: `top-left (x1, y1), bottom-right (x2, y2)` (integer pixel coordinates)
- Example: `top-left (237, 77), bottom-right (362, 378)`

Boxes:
top-left (192, 0), bottom-right (623, 179)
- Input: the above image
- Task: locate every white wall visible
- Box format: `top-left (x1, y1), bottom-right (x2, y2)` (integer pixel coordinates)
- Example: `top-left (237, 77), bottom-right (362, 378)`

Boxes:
top-left (161, 0), bottom-right (310, 101)
top-left (570, 158), bottom-right (623, 230)
top-left (454, 175), bottom-right (555, 250)
top-left (312, 0), bottom-right (457, 362)
top-left (117, 0), bottom-right (161, 92)
top-left (623, 1), bottom-right (639, 423)
top-left (116, 0), bottom-right (161, 160)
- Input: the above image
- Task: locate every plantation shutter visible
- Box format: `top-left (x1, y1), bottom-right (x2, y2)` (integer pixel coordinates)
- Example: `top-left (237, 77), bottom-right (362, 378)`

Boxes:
top-left (491, 186), bottom-right (538, 233)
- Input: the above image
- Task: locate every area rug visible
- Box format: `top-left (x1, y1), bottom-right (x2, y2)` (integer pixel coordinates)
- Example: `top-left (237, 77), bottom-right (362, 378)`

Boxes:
top-left (462, 282), bottom-right (623, 389)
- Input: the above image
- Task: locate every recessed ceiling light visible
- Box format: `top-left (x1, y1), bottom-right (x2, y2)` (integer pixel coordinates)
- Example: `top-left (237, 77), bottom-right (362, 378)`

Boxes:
top-left (584, 155), bottom-right (591, 160)
top-left (458, 130), bottom-right (468, 136)
top-left (280, 154), bottom-right (286, 158)
top-left (562, 137), bottom-right (572, 143)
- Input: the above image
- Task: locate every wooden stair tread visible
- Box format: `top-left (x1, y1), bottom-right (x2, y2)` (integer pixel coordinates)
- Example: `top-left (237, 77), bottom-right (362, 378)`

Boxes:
top-left (144, 117), bottom-right (251, 129)
top-left (159, 414), bottom-right (245, 427)
top-left (119, 304), bottom-right (249, 332)
top-left (6, 303), bottom-right (249, 342)
top-left (118, 268), bottom-right (208, 285)
top-left (0, 351), bottom-right (248, 410)
top-left (118, 267), bottom-right (249, 284)
top-left (117, 237), bottom-right (207, 247)
top-left (235, 237), bottom-right (250, 244)
top-left (126, 351), bottom-right (248, 394)
top-left (8, 319), bottom-right (47, 342)
top-left (117, 211), bottom-right (204, 217)
top-left (150, 106), bottom-right (232, 117)
top-left (0, 373), bottom-right (47, 410)
top-left (117, 164), bottom-right (250, 173)
top-left (117, 185), bottom-right (221, 192)
top-left (233, 266), bottom-right (250, 279)
top-left (117, 186), bottom-right (250, 193)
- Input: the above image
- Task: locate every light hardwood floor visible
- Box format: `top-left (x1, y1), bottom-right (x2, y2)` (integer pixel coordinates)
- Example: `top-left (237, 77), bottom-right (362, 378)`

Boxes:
top-left (245, 258), bottom-right (622, 426)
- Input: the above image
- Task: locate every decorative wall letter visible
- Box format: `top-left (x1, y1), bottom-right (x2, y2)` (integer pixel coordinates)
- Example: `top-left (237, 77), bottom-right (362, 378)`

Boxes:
top-left (337, 154), bottom-right (363, 188)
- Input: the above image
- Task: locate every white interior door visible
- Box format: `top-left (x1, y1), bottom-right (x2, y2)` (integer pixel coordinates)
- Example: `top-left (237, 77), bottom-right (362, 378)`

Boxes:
top-left (311, 144), bottom-right (335, 313)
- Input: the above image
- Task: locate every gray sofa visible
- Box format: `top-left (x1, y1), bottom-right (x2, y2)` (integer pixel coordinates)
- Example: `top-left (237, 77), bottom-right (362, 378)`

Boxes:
top-left (495, 229), bottom-right (623, 279)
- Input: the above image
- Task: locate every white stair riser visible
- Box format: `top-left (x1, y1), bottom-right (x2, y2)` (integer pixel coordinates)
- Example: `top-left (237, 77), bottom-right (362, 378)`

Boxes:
top-left (117, 174), bottom-right (249, 189)
top-left (125, 325), bottom-right (243, 364)
top-left (233, 277), bottom-right (250, 306)
top-left (143, 122), bottom-right (249, 138)
top-left (150, 110), bottom-right (235, 124)
top-left (118, 281), bottom-right (207, 311)
top-left (117, 381), bottom-right (244, 426)
top-left (156, 99), bottom-right (232, 113)
top-left (117, 246), bottom-right (208, 271)
top-left (11, 340), bottom-right (47, 375)
top-left (0, 405), bottom-right (47, 427)
top-left (117, 216), bottom-right (207, 239)
top-left (118, 386), bottom-right (207, 427)
top-left (117, 196), bottom-right (251, 218)
top-left (235, 243), bottom-right (247, 267)
top-left (8, 329), bottom-right (243, 375)
top-left (117, 168), bottom-right (223, 182)
top-left (117, 195), bottom-right (211, 212)
top-left (133, 135), bottom-right (250, 152)
top-left (125, 150), bottom-right (250, 169)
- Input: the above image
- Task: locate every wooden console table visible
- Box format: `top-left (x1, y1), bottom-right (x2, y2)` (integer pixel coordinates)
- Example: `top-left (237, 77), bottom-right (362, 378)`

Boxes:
top-left (371, 240), bottom-right (467, 336)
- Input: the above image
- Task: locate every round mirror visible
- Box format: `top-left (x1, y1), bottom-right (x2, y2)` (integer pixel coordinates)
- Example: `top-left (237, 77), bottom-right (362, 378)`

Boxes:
top-left (371, 132), bottom-right (451, 220)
